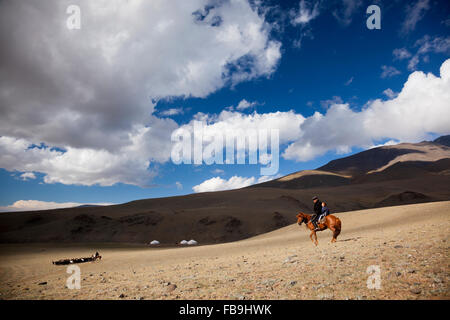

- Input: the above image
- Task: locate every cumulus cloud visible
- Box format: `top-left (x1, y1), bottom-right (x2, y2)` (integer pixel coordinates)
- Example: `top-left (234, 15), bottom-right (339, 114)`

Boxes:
top-left (283, 59), bottom-right (450, 161)
top-left (178, 109), bottom-right (305, 152)
top-left (0, 200), bottom-right (113, 212)
top-left (192, 175), bottom-right (275, 193)
top-left (0, 0), bottom-right (281, 186)
top-left (0, 116), bottom-right (178, 186)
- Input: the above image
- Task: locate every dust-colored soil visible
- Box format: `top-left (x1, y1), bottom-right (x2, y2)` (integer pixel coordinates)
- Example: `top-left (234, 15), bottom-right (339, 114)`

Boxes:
top-left (0, 201), bottom-right (448, 300)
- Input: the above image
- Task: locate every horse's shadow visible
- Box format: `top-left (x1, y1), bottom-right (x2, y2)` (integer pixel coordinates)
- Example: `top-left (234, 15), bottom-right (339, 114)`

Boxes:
top-left (339, 237), bottom-right (362, 242)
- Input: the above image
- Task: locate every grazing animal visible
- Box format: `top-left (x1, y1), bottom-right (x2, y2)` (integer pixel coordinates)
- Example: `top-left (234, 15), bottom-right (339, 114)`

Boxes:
top-left (52, 252), bottom-right (102, 265)
top-left (296, 212), bottom-right (341, 246)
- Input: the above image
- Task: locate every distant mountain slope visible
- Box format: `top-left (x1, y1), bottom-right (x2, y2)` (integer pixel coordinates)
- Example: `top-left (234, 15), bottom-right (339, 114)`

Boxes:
top-left (254, 139), bottom-right (450, 189)
top-left (434, 135), bottom-right (450, 147)
top-left (319, 141), bottom-right (450, 176)
top-left (254, 170), bottom-right (351, 189)
top-left (1, 137), bottom-right (449, 244)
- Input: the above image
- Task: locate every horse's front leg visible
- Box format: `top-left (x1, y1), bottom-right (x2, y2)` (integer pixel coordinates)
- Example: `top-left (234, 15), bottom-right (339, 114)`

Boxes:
top-left (310, 230), bottom-right (318, 246)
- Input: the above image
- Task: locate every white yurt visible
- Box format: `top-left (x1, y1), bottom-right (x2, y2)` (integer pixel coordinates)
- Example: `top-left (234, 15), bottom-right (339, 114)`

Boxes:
top-left (187, 239), bottom-right (198, 245)
top-left (180, 240), bottom-right (188, 245)
top-left (149, 240), bottom-right (160, 245)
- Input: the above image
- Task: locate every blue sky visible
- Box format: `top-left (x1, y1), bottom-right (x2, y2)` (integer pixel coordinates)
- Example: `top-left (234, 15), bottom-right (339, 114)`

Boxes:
top-left (0, 0), bottom-right (449, 211)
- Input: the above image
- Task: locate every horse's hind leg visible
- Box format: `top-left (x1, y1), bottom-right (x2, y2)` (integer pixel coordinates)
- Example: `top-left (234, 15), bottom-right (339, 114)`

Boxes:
top-left (329, 226), bottom-right (337, 243)
top-left (329, 223), bottom-right (341, 243)
top-left (333, 219), bottom-right (342, 242)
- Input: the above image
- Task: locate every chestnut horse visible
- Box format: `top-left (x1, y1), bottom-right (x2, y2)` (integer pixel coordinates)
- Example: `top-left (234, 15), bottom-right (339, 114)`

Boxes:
top-left (296, 212), bottom-right (341, 246)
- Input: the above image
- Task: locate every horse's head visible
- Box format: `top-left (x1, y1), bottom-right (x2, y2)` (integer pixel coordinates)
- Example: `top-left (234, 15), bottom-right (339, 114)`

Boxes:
top-left (296, 212), bottom-right (307, 225)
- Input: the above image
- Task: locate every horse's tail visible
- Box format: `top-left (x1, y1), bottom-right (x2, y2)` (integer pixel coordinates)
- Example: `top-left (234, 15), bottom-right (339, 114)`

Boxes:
top-left (334, 217), bottom-right (342, 238)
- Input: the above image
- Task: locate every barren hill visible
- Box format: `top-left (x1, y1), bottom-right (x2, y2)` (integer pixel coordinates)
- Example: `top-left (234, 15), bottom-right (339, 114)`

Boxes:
top-left (433, 134), bottom-right (450, 147)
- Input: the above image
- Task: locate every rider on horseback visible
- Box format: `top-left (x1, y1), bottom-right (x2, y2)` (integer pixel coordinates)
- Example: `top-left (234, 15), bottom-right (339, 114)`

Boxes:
top-left (311, 196), bottom-right (321, 231)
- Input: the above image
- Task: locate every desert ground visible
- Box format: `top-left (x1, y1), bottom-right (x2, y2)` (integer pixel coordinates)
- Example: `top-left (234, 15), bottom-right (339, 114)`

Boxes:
top-left (0, 201), bottom-right (448, 300)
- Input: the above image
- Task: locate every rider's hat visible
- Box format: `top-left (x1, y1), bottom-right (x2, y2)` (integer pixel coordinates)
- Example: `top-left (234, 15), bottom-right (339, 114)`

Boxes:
top-left (312, 196), bottom-right (318, 200)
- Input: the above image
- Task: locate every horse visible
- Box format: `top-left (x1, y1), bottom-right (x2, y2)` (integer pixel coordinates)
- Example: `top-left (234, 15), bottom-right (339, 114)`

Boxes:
top-left (296, 212), bottom-right (341, 246)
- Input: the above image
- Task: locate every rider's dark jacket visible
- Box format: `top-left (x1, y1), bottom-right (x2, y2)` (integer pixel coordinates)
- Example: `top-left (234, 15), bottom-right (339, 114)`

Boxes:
top-left (313, 200), bottom-right (322, 220)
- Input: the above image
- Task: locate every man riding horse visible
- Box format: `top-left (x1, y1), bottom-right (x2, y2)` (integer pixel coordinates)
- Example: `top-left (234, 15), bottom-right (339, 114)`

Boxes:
top-left (296, 197), bottom-right (342, 245)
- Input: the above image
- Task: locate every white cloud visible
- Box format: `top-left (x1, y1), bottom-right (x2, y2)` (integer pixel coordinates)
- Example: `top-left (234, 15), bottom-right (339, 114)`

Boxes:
top-left (368, 139), bottom-right (399, 149)
top-left (290, 1), bottom-right (318, 49)
top-left (320, 96), bottom-right (343, 109)
top-left (408, 55), bottom-right (420, 71)
top-left (236, 99), bottom-right (258, 110)
top-left (415, 35), bottom-right (450, 56)
top-left (0, 0), bottom-right (281, 187)
top-left (382, 88), bottom-right (398, 99)
top-left (292, 29), bottom-right (314, 49)
top-left (344, 76), bottom-right (354, 86)
top-left (0, 200), bottom-right (114, 212)
top-left (175, 181), bottom-right (183, 190)
top-left (180, 109), bottom-right (305, 150)
top-left (192, 175), bottom-right (275, 193)
top-left (212, 169), bottom-right (225, 175)
top-left (396, 35), bottom-right (450, 71)
top-left (401, 0), bottom-right (430, 35)
top-left (159, 108), bottom-right (184, 116)
top-left (20, 172), bottom-right (36, 181)
top-left (393, 48), bottom-right (412, 60)
top-left (442, 18), bottom-right (450, 27)
top-left (283, 59), bottom-right (450, 161)
top-left (291, 0), bottom-right (320, 26)
top-left (0, 116), bottom-right (178, 186)
top-left (333, 0), bottom-right (362, 26)
top-left (381, 65), bottom-right (401, 78)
